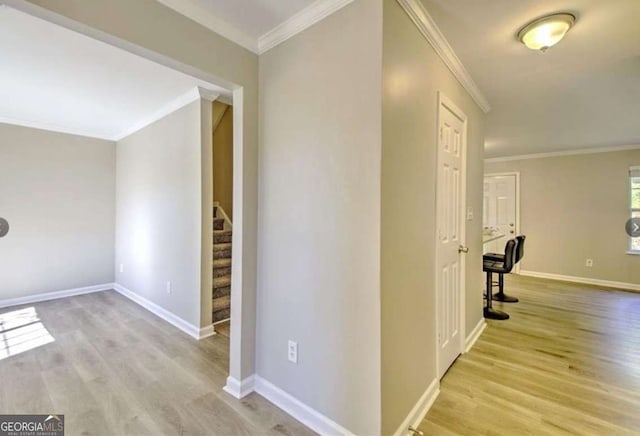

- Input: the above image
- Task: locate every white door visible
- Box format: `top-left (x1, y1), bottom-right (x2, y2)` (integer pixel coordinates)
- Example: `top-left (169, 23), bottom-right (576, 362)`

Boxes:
top-left (436, 96), bottom-right (466, 378)
top-left (483, 175), bottom-right (517, 254)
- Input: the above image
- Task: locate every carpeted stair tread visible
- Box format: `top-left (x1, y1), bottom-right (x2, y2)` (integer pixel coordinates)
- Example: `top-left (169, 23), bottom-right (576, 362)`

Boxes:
top-left (213, 243), bottom-right (232, 251)
top-left (213, 275), bottom-right (231, 289)
top-left (213, 285), bottom-right (230, 299)
top-left (213, 229), bottom-right (232, 244)
top-left (213, 258), bottom-right (232, 268)
top-left (212, 295), bottom-right (230, 312)
top-left (213, 217), bottom-right (225, 230)
top-left (213, 308), bottom-right (230, 323)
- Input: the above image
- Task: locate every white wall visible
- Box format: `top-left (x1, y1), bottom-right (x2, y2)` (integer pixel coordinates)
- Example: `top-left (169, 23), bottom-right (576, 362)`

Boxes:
top-left (257, 1), bottom-right (383, 434)
top-left (115, 100), bottom-right (206, 328)
top-left (0, 123), bottom-right (115, 300)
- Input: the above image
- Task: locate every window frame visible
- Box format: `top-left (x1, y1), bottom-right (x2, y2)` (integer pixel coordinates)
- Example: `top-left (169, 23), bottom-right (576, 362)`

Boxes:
top-left (628, 166), bottom-right (640, 254)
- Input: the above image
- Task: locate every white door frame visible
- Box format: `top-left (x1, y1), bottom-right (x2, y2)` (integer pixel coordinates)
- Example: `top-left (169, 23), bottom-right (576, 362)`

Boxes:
top-left (484, 172), bottom-right (521, 273)
top-left (434, 92), bottom-right (467, 378)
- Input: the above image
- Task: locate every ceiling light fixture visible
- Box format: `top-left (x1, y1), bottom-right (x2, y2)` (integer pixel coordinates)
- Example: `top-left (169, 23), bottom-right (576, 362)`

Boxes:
top-left (518, 13), bottom-right (576, 52)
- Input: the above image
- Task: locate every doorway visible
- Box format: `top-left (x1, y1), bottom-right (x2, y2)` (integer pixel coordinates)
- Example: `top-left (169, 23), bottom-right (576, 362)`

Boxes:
top-left (435, 93), bottom-right (467, 378)
top-left (2, 0), bottom-right (251, 398)
top-left (483, 173), bottom-right (520, 270)
top-left (212, 100), bottom-right (233, 337)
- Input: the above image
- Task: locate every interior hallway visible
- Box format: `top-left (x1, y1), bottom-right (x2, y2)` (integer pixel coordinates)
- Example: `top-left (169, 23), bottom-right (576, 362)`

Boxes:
top-left (421, 275), bottom-right (640, 435)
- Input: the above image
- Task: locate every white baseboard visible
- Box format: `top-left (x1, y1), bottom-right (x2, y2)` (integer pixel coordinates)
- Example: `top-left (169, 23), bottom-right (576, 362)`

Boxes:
top-left (199, 324), bottom-right (216, 339)
top-left (0, 283), bottom-right (113, 309)
top-left (113, 283), bottom-right (207, 340)
top-left (518, 271), bottom-right (640, 292)
top-left (254, 375), bottom-right (355, 436)
top-left (464, 318), bottom-right (486, 353)
top-left (223, 375), bottom-right (255, 399)
top-left (392, 378), bottom-right (440, 436)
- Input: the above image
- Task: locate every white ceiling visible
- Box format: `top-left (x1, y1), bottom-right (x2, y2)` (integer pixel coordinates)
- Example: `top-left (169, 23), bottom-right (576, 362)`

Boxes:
top-left (421, 0), bottom-right (640, 158)
top-left (156, 0), bottom-right (318, 52)
top-left (0, 6), bottom-right (225, 141)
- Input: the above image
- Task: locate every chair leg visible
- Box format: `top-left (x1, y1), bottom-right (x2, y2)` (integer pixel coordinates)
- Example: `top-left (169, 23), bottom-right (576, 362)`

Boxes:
top-left (492, 273), bottom-right (519, 303)
top-left (484, 271), bottom-right (509, 320)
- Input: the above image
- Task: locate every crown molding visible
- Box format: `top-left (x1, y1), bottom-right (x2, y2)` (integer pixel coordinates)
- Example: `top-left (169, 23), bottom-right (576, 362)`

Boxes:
top-left (258, 0), bottom-right (355, 54)
top-left (155, 0), bottom-right (259, 53)
top-left (485, 143), bottom-right (640, 163)
top-left (0, 87), bottom-right (219, 142)
top-left (0, 115), bottom-right (112, 140)
top-left (396, 0), bottom-right (491, 114)
top-left (155, 0), bottom-right (356, 55)
top-left (196, 86), bottom-right (220, 102)
top-left (115, 87), bottom-right (218, 140)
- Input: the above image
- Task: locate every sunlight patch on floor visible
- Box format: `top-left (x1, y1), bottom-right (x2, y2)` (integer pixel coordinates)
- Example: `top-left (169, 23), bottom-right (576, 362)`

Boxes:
top-left (0, 306), bottom-right (55, 360)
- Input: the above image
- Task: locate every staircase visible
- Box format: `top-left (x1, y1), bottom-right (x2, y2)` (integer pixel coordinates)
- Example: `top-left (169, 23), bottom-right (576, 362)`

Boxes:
top-left (212, 205), bottom-right (232, 324)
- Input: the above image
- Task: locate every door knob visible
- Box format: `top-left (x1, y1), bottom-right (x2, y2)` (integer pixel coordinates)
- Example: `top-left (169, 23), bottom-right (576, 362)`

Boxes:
top-left (458, 245), bottom-right (469, 253)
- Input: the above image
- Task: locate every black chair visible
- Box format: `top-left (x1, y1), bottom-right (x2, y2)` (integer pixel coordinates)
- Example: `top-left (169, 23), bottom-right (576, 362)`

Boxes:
top-left (483, 238), bottom-right (517, 320)
top-left (484, 235), bottom-right (526, 302)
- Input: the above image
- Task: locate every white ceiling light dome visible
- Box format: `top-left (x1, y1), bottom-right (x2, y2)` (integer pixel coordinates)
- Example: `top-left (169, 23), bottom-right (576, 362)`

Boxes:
top-left (518, 13), bottom-right (576, 52)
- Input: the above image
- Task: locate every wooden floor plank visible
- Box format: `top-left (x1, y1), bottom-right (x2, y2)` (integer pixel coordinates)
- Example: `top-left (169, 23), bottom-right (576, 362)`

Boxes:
top-left (420, 275), bottom-right (640, 435)
top-left (0, 290), bottom-right (314, 435)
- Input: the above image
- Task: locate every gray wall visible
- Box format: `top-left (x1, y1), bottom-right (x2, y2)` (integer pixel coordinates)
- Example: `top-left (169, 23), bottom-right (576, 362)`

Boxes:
top-left (257, 1), bottom-right (383, 434)
top-left (381, 1), bottom-right (486, 433)
top-left (485, 149), bottom-right (640, 285)
top-left (116, 100), bottom-right (205, 328)
top-left (0, 123), bottom-right (115, 299)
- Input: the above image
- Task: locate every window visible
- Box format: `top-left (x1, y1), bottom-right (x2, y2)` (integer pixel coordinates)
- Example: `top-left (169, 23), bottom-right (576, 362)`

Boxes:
top-left (629, 166), bottom-right (640, 253)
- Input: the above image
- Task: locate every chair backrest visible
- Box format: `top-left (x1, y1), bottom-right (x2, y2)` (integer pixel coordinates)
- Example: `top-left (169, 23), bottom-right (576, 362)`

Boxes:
top-left (502, 238), bottom-right (518, 273)
top-left (515, 235), bottom-right (526, 264)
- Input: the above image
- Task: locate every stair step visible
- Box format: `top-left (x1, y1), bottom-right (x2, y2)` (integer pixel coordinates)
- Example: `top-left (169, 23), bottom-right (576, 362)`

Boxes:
top-left (213, 265), bottom-right (231, 278)
top-left (212, 295), bottom-right (230, 312)
top-left (213, 243), bottom-right (232, 260)
top-left (213, 230), bottom-right (232, 244)
top-left (213, 307), bottom-right (230, 323)
top-left (213, 275), bottom-right (231, 289)
top-left (213, 217), bottom-right (225, 230)
top-left (213, 285), bottom-right (230, 299)
top-left (213, 243), bottom-right (232, 251)
top-left (213, 258), bottom-right (231, 268)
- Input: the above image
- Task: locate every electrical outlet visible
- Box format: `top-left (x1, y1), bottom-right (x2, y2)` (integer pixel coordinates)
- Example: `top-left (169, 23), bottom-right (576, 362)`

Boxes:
top-left (585, 259), bottom-right (594, 267)
top-left (287, 340), bottom-right (298, 364)
top-left (119, 264), bottom-right (124, 273)
top-left (166, 281), bottom-right (172, 294)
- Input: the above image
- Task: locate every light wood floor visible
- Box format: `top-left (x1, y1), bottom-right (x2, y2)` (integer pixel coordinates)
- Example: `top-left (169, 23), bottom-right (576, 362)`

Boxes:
top-left (215, 320), bottom-right (230, 339)
top-left (420, 274), bottom-right (640, 435)
top-left (0, 290), bottom-right (315, 436)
